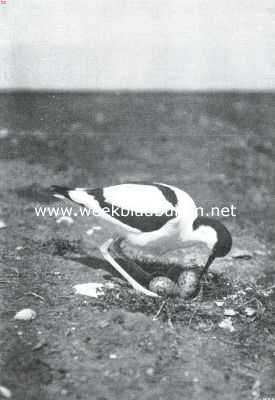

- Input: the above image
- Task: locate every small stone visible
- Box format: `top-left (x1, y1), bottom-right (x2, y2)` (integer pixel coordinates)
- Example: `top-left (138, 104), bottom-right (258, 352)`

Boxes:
top-left (218, 317), bottom-right (235, 333)
top-left (0, 385), bottom-right (12, 399)
top-left (15, 246), bottom-right (24, 251)
top-left (86, 225), bottom-right (102, 235)
top-left (224, 308), bottom-right (237, 316)
top-left (215, 301), bottom-right (225, 307)
top-left (0, 220), bottom-right (7, 229)
top-left (98, 320), bottom-right (109, 329)
top-left (104, 282), bottom-right (116, 289)
top-left (14, 308), bottom-right (37, 321)
top-left (244, 307), bottom-right (257, 317)
top-left (32, 339), bottom-right (47, 351)
top-left (56, 216), bottom-right (74, 225)
top-left (145, 367), bottom-right (155, 377)
top-left (0, 128), bottom-right (9, 138)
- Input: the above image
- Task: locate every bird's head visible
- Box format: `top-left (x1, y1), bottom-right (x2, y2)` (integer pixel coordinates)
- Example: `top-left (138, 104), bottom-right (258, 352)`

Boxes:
top-left (192, 216), bottom-right (232, 275)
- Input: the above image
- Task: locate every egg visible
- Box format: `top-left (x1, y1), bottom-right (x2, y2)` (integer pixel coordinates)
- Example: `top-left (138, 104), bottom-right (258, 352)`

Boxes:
top-left (149, 276), bottom-right (178, 297)
top-left (177, 268), bottom-right (201, 299)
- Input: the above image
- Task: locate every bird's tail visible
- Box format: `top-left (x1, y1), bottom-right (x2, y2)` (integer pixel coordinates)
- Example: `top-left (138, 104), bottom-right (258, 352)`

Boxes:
top-left (51, 185), bottom-right (74, 200)
top-left (51, 185), bottom-right (91, 208)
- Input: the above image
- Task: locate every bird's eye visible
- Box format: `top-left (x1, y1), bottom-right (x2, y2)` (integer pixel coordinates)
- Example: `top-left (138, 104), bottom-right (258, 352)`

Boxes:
top-left (213, 244), bottom-right (218, 254)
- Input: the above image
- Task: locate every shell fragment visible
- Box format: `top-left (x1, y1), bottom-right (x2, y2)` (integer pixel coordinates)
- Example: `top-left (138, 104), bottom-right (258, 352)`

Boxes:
top-left (74, 283), bottom-right (105, 298)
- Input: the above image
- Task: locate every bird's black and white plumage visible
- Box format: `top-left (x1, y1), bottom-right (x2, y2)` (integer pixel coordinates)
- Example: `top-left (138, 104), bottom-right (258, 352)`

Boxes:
top-left (52, 182), bottom-right (232, 297)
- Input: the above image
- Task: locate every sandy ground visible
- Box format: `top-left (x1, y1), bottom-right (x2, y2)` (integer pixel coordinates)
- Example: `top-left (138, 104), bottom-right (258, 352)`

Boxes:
top-left (0, 92), bottom-right (275, 400)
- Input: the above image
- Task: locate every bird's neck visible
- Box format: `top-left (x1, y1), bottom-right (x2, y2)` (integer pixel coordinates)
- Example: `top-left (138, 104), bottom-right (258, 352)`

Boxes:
top-left (187, 225), bottom-right (218, 250)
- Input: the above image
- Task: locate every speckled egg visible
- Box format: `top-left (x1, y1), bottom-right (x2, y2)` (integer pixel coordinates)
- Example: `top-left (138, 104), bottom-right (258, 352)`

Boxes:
top-left (177, 269), bottom-right (201, 299)
top-left (149, 276), bottom-right (178, 297)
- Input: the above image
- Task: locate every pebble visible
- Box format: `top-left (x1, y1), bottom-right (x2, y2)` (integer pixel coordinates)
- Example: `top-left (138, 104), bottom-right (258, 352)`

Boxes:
top-left (145, 367), bottom-right (155, 377)
top-left (15, 246), bottom-right (24, 251)
top-left (244, 307), bottom-right (257, 317)
top-left (224, 308), bottom-right (237, 316)
top-left (56, 216), bottom-right (74, 225)
top-left (14, 308), bottom-right (37, 321)
top-left (98, 320), bottom-right (110, 329)
top-left (0, 128), bottom-right (9, 138)
top-left (218, 317), bottom-right (235, 333)
top-left (32, 339), bottom-right (47, 351)
top-left (0, 220), bottom-right (7, 229)
top-left (0, 385), bottom-right (12, 399)
top-left (86, 226), bottom-right (102, 235)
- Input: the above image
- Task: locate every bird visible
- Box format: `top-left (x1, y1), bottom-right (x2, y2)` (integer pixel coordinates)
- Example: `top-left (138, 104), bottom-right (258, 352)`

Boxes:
top-left (51, 182), bottom-right (232, 297)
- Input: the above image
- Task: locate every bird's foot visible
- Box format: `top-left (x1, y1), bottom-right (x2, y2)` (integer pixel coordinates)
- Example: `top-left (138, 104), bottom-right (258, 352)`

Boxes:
top-left (153, 299), bottom-right (175, 328)
top-left (153, 300), bottom-right (166, 320)
top-left (167, 318), bottom-right (174, 329)
top-left (190, 283), bottom-right (204, 303)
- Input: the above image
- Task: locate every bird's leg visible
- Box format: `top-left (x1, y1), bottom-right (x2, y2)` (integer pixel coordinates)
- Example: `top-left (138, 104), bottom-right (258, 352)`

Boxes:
top-left (166, 298), bottom-right (175, 328)
top-left (100, 238), bottom-right (159, 298)
top-left (152, 299), bottom-right (174, 328)
top-left (153, 300), bottom-right (166, 320)
top-left (109, 237), bottom-right (153, 286)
